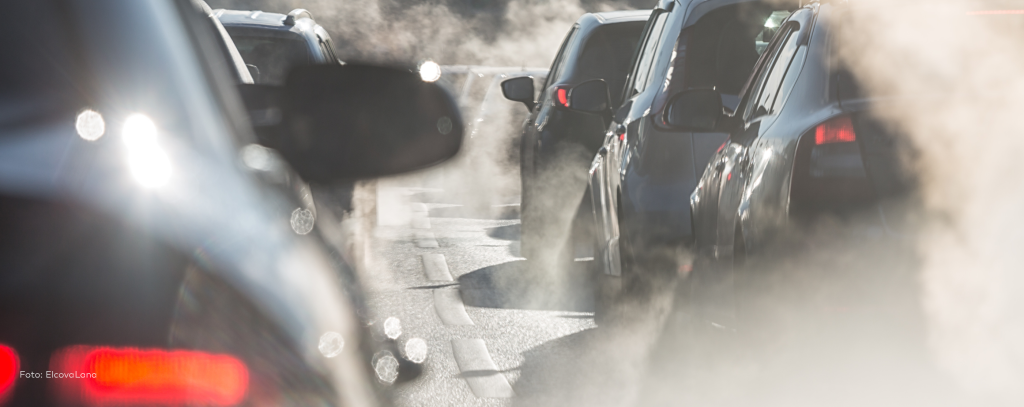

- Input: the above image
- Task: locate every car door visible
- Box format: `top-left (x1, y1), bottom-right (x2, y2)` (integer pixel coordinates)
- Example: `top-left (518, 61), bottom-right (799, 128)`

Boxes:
top-left (591, 9), bottom-right (671, 275)
top-left (716, 15), bottom-right (809, 255)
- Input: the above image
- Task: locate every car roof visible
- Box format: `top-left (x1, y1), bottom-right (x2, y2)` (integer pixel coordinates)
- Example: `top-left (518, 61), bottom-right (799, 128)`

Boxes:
top-left (214, 9), bottom-right (318, 33)
top-left (592, 9), bottom-right (653, 24)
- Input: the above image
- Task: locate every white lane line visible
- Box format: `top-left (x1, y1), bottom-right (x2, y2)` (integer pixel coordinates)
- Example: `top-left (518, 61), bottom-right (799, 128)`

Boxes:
top-left (451, 339), bottom-right (515, 398)
top-left (421, 254), bottom-right (453, 281)
top-left (433, 288), bottom-right (473, 326)
top-left (415, 231), bottom-right (439, 248)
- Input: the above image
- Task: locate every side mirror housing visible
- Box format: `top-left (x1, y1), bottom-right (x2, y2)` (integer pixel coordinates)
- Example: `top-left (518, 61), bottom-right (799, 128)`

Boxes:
top-left (664, 89), bottom-right (726, 132)
top-left (239, 64), bottom-right (463, 183)
top-left (567, 79), bottom-right (612, 115)
top-left (500, 76), bottom-right (535, 110)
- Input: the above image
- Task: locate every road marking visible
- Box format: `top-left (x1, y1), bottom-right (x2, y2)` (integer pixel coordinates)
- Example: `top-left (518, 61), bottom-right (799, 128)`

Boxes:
top-left (421, 254), bottom-right (453, 281)
top-left (433, 288), bottom-right (473, 326)
top-left (451, 339), bottom-right (515, 398)
top-left (415, 231), bottom-right (439, 248)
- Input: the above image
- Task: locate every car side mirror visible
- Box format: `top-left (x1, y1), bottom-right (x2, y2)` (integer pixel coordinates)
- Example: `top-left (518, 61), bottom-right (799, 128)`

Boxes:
top-left (238, 64), bottom-right (463, 183)
top-left (501, 76), bottom-right (535, 110)
top-left (567, 79), bottom-right (612, 116)
top-left (664, 89), bottom-right (727, 132)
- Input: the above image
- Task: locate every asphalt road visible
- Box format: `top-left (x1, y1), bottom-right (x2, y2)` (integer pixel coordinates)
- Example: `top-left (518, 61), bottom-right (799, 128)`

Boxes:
top-left (349, 175), bottom-right (678, 407)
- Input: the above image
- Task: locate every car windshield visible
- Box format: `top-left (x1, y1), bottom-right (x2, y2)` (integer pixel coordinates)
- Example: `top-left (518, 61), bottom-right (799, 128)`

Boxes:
top-left (228, 31), bottom-right (313, 85)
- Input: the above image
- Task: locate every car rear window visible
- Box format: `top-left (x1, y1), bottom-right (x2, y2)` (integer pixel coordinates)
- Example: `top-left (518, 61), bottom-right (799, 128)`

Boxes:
top-left (226, 30), bottom-right (313, 85)
top-left (574, 21), bottom-right (646, 106)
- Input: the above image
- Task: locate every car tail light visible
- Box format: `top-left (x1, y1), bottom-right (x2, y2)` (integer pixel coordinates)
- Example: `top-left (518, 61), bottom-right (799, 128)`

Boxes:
top-left (814, 115), bottom-right (856, 145)
top-left (51, 346), bottom-right (248, 407)
top-left (556, 86), bottom-right (570, 108)
top-left (0, 345), bottom-right (18, 403)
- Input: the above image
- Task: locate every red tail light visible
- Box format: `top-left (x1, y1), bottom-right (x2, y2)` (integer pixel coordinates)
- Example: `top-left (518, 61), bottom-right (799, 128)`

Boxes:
top-left (556, 87), bottom-right (570, 108)
top-left (51, 346), bottom-right (248, 407)
top-left (0, 345), bottom-right (18, 403)
top-left (814, 115), bottom-right (856, 145)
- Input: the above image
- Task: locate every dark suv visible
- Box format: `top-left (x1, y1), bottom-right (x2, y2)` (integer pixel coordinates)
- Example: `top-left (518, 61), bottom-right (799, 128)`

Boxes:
top-left (501, 10), bottom-right (649, 265)
top-left (216, 8), bottom-right (342, 85)
top-left (563, 0), bottom-right (793, 313)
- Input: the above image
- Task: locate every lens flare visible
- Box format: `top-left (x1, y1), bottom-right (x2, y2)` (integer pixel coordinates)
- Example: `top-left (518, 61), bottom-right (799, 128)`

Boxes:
top-left (290, 208), bottom-right (315, 235)
top-left (383, 317), bottom-right (403, 340)
top-left (419, 60), bottom-right (442, 82)
top-left (318, 331), bottom-right (345, 358)
top-left (75, 109), bottom-right (105, 141)
top-left (403, 338), bottom-right (428, 364)
top-left (372, 351), bottom-right (399, 384)
top-left (122, 114), bottom-right (171, 188)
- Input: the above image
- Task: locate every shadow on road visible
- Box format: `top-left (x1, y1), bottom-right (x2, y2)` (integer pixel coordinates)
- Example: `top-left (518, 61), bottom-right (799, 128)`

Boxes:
top-left (458, 259), bottom-right (594, 312)
top-left (485, 224), bottom-right (519, 240)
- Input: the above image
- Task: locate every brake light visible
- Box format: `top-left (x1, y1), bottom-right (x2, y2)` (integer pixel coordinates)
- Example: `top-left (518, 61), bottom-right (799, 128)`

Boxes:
top-left (51, 346), bottom-right (248, 407)
top-left (814, 116), bottom-right (856, 145)
top-left (0, 345), bottom-right (17, 402)
top-left (556, 87), bottom-right (569, 108)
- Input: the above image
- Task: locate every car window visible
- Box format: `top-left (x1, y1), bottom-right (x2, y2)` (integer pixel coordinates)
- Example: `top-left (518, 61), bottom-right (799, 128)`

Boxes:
top-left (682, 7), bottom-right (789, 112)
top-left (226, 30), bottom-right (313, 85)
top-left (630, 11), bottom-right (670, 97)
top-left (543, 26), bottom-right (579, 92)
top-left (741, 23), bottom-right (796, 120)
top-left (573, 22), bottom-right (646, 106)
top-left (752, 24), bottom-right (801, 117)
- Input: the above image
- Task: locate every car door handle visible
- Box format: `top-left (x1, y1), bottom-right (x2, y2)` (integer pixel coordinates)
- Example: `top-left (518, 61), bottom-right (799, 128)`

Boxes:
top-left (598, 146), bottom-right (608, 156)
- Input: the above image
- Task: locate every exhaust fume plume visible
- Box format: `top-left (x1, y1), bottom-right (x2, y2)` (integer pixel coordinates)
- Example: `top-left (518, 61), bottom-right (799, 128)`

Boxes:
top-left (837, 1), bottom-right (1024, 401)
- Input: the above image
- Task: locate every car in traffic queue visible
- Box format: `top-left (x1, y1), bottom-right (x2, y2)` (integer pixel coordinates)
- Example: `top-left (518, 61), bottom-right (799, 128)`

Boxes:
top-left (561, 0), bottom-right (795, 318)
top-left (202, 1), bottom-right (322, 248)
top-left (682, 0), bottom-right (924, 333)
top-left (217, 7), bottom-right (366, 219)
top-left (500, 10), bottom-right (650, 266)
top-left (216, 8), bottom-right (343, 85)
top-left (0, 0), bottom-right (463, 405)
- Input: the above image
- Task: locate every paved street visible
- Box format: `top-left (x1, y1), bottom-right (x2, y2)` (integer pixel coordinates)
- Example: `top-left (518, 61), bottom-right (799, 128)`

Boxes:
top-left (351, 177), bottom-right (676, 406)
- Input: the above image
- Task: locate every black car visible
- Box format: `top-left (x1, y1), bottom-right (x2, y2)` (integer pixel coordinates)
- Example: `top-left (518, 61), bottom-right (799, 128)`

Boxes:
top-left (0, 0), bottom-right (462, 405)
top-left (500, 10), bottom-right (649, 265)
top-left (563, 0), bottom-right (793, 315)
top-left (683, 1), bottom-right (920, 330)
top-left (216, 8), bottom-right (343, 85)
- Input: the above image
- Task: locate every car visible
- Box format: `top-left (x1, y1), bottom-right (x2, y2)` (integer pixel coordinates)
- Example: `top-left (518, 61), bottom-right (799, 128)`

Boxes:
top-left (683, 1), bottom-right (917, 331)
top-left (0, 0), bottom-right (462, 405)
top-left (216, 7), bottom-right (367, 218)
top-left (201, 1), bottom-right (321, 240)
top-left (499, 10), bottom-right (650, 266)
top-left (216, 8), bottom-right (343, 85)
top-left (562, 0), bottom-right (794, 317)
top-left (200, 1), bottom-right (254, 85)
